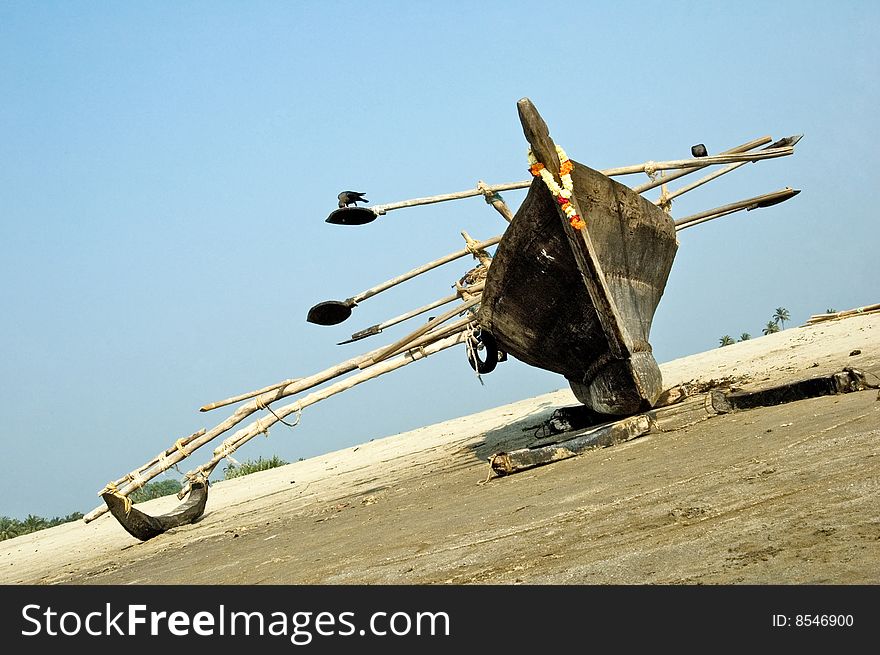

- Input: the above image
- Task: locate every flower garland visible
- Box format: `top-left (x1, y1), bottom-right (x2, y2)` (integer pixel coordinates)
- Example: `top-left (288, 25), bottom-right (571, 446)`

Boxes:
top-left (527, 145), bottom-right (586, 231)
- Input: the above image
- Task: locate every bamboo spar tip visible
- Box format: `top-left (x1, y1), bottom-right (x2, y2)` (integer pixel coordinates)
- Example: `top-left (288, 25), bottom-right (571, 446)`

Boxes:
top-left (199, 378), bottom-right (304, 412)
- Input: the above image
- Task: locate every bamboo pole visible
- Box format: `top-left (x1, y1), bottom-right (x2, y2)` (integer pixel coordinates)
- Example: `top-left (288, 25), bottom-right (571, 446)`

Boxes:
top-left (177, 331), bottom-right (469, 497)
top-left (807, 304), bottom-right (880, 324)
top-left (674, 206), bottom-right (743, 231)
top-left (360, 295), bottom-right (482, 368)
top-left (379, 316), bottom-right (476, 360)
top-left (313, 234), bottom-right (501, 313)
top-left (84, 340), bottom-right (406, 522)
top-left (477, 180), bottom-right (515, 222)
top-left (673, 188), bottom-right (800, 229)
top-left (348, 235), bottom-right (499, 305)
top-left (342, 284), bottom-right (484, 345)
top-left (602, 146), bottom-right (793, 177)
top-left (356, 238), bottom-right (494, 302)
top-left (371, 181), bottom-right (532, 214)
top-left (361, 138), bottom-right (786, 217)
top-left (101, 428), bottom-right (206, 493)
top-left (657, 161), bottom-right (745, 205)
top-left (632, 136), bottom-right (772, 194)
top-left (84, 322), bottom-right (475, 523)
top-left (200, 379), bottom-right (303, 413)
top-left (652, 135), bottom-right (803, 204)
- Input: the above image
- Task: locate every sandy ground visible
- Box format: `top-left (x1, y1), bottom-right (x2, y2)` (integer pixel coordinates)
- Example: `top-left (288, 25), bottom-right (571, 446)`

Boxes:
top-left (2, 312), bottom-right (878, 585)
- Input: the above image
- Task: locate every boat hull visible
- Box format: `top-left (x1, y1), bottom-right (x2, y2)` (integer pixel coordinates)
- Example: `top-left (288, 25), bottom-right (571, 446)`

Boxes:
top-left (478, 161), bottom-right (678, 415)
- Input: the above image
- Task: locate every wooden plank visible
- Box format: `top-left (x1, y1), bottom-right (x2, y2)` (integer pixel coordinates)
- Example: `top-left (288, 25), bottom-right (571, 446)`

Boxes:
top-left (725, 369), bottom-right (872, 410)
top-left (806, 304), bottom-right (880, 324)
top-left (489, 391), bottom-right (728, 475)
top-left (489, 414), bottom-right (652, 476)
top-left (487, 369), bottom-right (875, 479)
top-left (647, 390), bottom-right (731, 432)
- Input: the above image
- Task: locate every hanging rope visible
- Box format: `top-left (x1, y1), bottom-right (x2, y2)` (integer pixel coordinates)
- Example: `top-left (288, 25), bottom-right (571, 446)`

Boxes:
top-left (465, 324), bottom-right (486, 386)
top-left (267, 404), bottom-right (302, 429)
top-left (100, 481), bottom-right (132, 516)
top-left (174, 438), bottom-right (190, 457)
top-left (255, 392), bottom-right (301, 429)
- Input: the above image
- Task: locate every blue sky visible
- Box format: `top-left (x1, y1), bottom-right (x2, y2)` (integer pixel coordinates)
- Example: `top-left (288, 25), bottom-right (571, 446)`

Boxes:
top-left (1, 1), bottom-right (877, 520)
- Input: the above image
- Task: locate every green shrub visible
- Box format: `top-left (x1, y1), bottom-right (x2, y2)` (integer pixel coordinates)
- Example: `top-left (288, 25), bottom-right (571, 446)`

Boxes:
top-left (0, 516), bottom-right (22, 541)
top-left (129, 478), bottom-right (183, 503)
top-left (0, 456), bottom-right (290, 542)
top-left (0, 512), bottom-right (85, 541)
top-left (224, 455), bottom-right (289, 480)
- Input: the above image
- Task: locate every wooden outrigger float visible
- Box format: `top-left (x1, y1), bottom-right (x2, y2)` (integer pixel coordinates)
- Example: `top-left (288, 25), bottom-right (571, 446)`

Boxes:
top-left (88, 98), bottom-right (802, 539)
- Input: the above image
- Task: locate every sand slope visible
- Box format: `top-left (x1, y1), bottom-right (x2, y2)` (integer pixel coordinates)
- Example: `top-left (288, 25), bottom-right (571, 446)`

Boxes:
top-left (2, 312), bottom-right (878, 584)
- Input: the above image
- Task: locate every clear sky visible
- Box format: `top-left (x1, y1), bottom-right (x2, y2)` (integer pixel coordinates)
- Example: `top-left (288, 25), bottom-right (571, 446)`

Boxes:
top-left (1, 1), bottom-right (877, 520)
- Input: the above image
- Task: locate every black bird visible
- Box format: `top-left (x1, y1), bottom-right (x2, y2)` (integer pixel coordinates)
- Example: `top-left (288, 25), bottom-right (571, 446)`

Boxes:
top-left (691, 143), bottom-right (708, 158)
top-left (338, 191), bottom-right (369, 208)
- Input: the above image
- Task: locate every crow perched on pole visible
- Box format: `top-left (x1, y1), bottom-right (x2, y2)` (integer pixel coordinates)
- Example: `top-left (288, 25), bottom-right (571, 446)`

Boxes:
top-left (338, 191), bottom-right (369, 208)
top-left (691, 144), bottom-right (708, 158)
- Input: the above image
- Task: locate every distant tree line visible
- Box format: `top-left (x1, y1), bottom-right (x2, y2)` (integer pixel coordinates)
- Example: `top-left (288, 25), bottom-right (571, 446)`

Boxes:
top-left (1, 455), bottom-right (291, 541)
top-left (0, 512), bottom-right (84, 541)
top-left (719, 306), bottom-right (795, 347)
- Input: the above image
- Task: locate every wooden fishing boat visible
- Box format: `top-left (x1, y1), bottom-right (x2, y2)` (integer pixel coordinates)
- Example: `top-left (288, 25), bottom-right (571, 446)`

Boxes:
top-left (86, 97), bottom-right (802, 541)
top-left (478, 100), bottom-right (678, 415)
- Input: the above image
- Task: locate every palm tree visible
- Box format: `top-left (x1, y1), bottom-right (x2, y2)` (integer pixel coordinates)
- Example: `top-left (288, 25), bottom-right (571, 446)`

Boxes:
top-left (0, 516), bottom-right (22, 541)
top-left (739, 333), bottom-right (751, 341)
top-left (719, 335), bottom-right (735, 347)
top-left (20, 514), bottom-right (47, 535)
top-left (130, 478), bottom-right (183, 503)
top-left (763, 321), bottom-right (780, 335)
top-left (773, 307), bottom-right (790, 330)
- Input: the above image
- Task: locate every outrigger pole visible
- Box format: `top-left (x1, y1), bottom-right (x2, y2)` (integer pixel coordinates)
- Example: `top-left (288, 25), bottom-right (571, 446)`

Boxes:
top-left (335, 289), bottom-right (477, 345)
top-left (85, 232), bottom-right (492, 529)
top-left (325, 140), bottom-right (796, 226)
top-left (674, 188), bottom-right (801, 230)
top-left (329, 188), bottom-right (802, 349)
top-left (311, 135), bottom-right (800, 328)
top-left (306, 235), bottom-right (501, 326)
top-left (86, 325), bottom-right (476, 528)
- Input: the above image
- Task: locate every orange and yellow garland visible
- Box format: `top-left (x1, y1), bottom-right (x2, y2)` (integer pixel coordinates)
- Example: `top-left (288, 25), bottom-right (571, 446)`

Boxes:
top-left (527, 145), bottom-right (586, 231)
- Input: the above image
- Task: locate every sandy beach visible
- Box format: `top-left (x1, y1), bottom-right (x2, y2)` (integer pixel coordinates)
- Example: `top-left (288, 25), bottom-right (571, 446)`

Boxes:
top-left (2, 310), bottom-right (878, 585)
